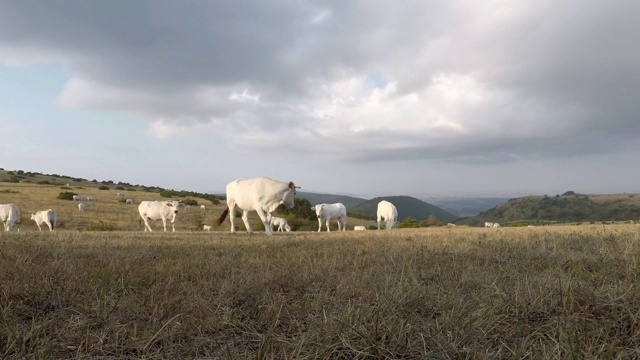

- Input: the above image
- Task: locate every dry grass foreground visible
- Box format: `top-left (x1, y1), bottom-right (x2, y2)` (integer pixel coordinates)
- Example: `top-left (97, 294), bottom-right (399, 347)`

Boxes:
top-left (2, 225), bottom-right (640, 359)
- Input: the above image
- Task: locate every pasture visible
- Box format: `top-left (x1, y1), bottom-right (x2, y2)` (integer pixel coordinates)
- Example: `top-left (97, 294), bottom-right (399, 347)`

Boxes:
top-left (2, 225), bottom-right (640, 358)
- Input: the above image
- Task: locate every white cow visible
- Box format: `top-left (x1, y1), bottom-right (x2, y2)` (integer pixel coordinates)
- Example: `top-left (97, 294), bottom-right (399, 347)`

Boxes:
top-left (116, 192), bottom-right (124, 197)
top-left (125, 198), bottom-right (134, 204)
top-left (353, 225), bottom-right (367, 231)
top-left (184, 205), bottom-right (191, 211)
top-left (200, 205), bottom-right (206, 210)
top-left (87, 196), bottom-right (96, 201)
top-left (203, 224), bottom-right (212, 231)
top-left (312, 203), bottom-right (347, 232)
top-left (269, 216), bottom-right (291, 232)
top-left (72, 195), bottom-right (82, 201)
top-left (78, 203), bottom-right (86, 211)
top-left (138, 200), bottom-right (181, 232)
top-left (493, 223), bottom-right (500, 228)
top-left (31, 209), bottom-right (57, 231)
top-left (217, 177), bottom-right (299, 235)
top-left (377, 200), bottom-right (398, 230)
top-left (0, 204), bottom-right (21, 231)
top-left (484, 222), bottom-right (494, 228)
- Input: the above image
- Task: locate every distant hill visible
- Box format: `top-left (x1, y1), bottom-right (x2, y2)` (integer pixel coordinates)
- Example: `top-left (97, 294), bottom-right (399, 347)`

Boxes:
top-left (424, 196), bottom-right (511, 218)
top-left (461, 193), bottom-right (640, 226)
top-left (297, 192), bottom-right (367, 209)
top-left (349, 196), bottom-right (459, 223)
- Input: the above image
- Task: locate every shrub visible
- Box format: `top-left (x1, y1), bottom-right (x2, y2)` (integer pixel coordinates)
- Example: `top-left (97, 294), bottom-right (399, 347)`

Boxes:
top-left (57, 191), bottom-right (78, 200)
top-left (38, 180), bottom-right (51, 185)
top-left (398, 217), bottom-right (421, 228)
top-left (98, 185), bottom-right (110, 190)
top-left (182, 199), bottom-right (199, 206)
top-left (60, 186), bottom-right (72, 190)
top-left (115, 186), bottom-right (125, 190)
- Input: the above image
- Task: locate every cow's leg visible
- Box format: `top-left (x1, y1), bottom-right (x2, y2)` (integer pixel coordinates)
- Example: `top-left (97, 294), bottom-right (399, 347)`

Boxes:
top-left (241, 210), bottom-right (253, 234)
top-left (342, 218), bottom-right (347, 231)
top-left (325, 220), bottom-right (331, 232)
top-left (171, 219), bottom-right (176, 232)
top-left (47, 221), bottom-right (53, 231)
top-left (36, 223), bottom-right (42, 231)
top-left (162, 218), bottom-right (168, 232)
top-left (255, 208), bottom-right (272, 235)
top-left (377, 216), bottom-right (382, 230)
top-left (317, 218), bottom-right (322, 232)
top-left (228, 203), bottom-right (237, 233)
top-left (141, 215), bottom-right (152, 232)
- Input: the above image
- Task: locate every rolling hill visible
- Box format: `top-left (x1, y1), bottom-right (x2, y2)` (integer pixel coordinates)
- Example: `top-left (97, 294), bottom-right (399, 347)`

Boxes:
top-left (462, 193), bottom-right (640, 226)
top-left (349, 195), bottom-right (459, 223)
top-left (297, 192), bottom-right (367, 209)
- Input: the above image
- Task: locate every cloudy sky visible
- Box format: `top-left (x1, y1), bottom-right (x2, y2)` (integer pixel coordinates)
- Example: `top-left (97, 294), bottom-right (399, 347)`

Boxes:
top-left (1, 1), bottom-right (639, 198)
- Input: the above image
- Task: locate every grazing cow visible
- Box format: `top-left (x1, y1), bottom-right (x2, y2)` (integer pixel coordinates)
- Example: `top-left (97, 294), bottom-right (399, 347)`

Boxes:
top-left (0, 204), bottom-right (21, 231)
top-left (125, 198), bottom-right (134, 204)
top-left (203, 224), bottom-right (212, 231)
top-left (31, 209), bottom-right (57, 231)
top-left (353, 225), bottom-right (367, 231)
top-left (78, 203), bottom-right (86, 211)
top-left (200, 205), bottom-right (206, 210)
top-left (312, 203), bottom-right (347, 232)
top-left (72, 195), bottom-right (82, 201)
top-left (87, 196), bottom-right (96, 201)
top-left (493, 223), bottom-right (500, 228)
top-left (484, 222), bottom-right (494, 228)
top-left (269, 216), bottom-right (291, 232)
top-left (377, 200), bottom-right (398, 230)
top-left (184, 205), bottom-right (191, 211)
top-left (138, 200), bottom-right (181, 232)
top-left (447, 223), bottom-right (456, 227)
top-left (217, 177), bottom-right (299, 235)
top-left (116, 192), bottom-right (124, 197)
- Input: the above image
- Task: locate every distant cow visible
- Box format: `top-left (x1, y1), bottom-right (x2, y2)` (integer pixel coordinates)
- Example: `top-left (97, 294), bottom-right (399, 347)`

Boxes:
top-left (493, 223), bottom-right (500, 228)
top-left (0, 204), bottom-right (21, 231)
top-left (353, 225), bottom-right (367, 231)
top-left (87, 196), bottom-right (96, 201)
top-left (72, 195), bottom-right (83, 201)
top-left (269, 216), bottom-right (291, 232)
top-left (138, 200), bottom-right (181, 232)
top-left (217, 177), bottom-right (299, 235)
top-left (78, 203), bottom-right (86, 211)
top-left (203, 224), bottom-right (212, 231)
top-left (377, 200), bottom-right (398, 230)
top-left (184, 205), bottom-right (191, 211)
top-left (31, 209), bottom-right (57, 231)
top-left (125, 198), bottom-right (134, 204)
top-left (116, 192), bottom-right (124, 197)
top-left (447, 223), bottom-right (456, 227)
top-left (312, 203), bottom-right (347, 232)
top-left (200, 205), bottom-right (206, 210)
top-left (484, 222), bottom-right (494, 228)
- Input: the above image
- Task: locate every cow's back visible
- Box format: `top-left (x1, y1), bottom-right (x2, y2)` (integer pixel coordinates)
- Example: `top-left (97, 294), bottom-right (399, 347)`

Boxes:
top-left (227, 177), bottom-right (286, 210)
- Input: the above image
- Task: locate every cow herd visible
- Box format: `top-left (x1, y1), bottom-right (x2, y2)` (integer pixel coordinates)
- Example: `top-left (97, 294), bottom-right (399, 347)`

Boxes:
top-left (0, 176), bottom-right (406, 233)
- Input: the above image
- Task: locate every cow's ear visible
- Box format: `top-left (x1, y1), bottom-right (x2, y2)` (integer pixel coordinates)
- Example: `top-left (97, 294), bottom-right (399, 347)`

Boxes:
top-left (288, 181), bottom-right (296, 190)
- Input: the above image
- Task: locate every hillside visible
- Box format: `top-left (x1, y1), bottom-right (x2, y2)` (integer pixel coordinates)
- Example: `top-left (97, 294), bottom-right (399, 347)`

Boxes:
top-left (424, 196), bottom-right (511, 218)
top-left (349, 195), bottom-right (459, 223)
top-left (297, 192), bottom-right (367, 209)
top-left (463, 193), bottom-right (640, 226)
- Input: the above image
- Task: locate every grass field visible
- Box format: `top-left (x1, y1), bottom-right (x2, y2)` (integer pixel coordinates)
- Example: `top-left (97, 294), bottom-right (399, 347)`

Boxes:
top-left (2, 225), bottom-right (640, 358)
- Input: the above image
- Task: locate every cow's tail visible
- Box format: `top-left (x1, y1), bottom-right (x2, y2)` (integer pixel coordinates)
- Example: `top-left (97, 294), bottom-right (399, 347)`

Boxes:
top-left (217, 208), bottom-right (229, 226)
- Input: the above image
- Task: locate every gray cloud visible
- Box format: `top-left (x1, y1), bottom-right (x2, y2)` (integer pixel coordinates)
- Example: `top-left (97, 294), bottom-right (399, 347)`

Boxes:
top-left (1, 1), bottom-right (639, 165)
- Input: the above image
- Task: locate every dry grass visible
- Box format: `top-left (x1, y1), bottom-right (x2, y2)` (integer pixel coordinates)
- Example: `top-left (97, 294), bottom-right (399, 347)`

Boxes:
top-left (2, 225), bottom-right (640, 358)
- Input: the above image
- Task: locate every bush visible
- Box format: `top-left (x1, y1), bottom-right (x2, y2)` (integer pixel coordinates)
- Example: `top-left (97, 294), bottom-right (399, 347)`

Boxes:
top-left (115, 186), bottom-right (125, 190)
top-left (398, 218), bottom-right (421, 228)
top-left (57, 191), bottom-right (78, 200)
top-left (182, 199), bottom-right (199, 206)
top-left (98, 185), bottom-right (110, 190)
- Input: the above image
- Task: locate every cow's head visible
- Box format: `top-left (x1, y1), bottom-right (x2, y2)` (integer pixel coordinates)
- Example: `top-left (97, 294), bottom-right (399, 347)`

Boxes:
top-left (167, 201), bottom-right (180, 214)
top-left (313, 204), bottom-right (325, 219)
top-left (280, 181), bottom-right (299, 209)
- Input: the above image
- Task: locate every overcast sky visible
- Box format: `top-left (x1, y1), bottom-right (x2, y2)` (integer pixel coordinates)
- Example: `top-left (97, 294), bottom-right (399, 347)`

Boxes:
top-left (1, 1), bottom-right (639, 198)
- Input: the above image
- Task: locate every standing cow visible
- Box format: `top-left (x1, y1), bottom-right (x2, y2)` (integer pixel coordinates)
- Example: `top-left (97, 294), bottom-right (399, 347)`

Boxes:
top-left (31, 209), bottom-right (57, 231)
top-left (312, 203), bottom-right (347, 232)
top-left (78, 203), bottom-right (86, 211)
top-left (377, 200), bottom-right (398, 230)
top-left (138, 200), bottom-right (181, 232)
top-left (217, 177), bottom-right (299, 235)
top-left (0, 203), bottom-right (21, 231)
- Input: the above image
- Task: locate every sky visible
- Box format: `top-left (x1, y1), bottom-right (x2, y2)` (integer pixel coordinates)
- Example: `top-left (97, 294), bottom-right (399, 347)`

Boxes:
top-left (1, 1), bottom-right (639, 199)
